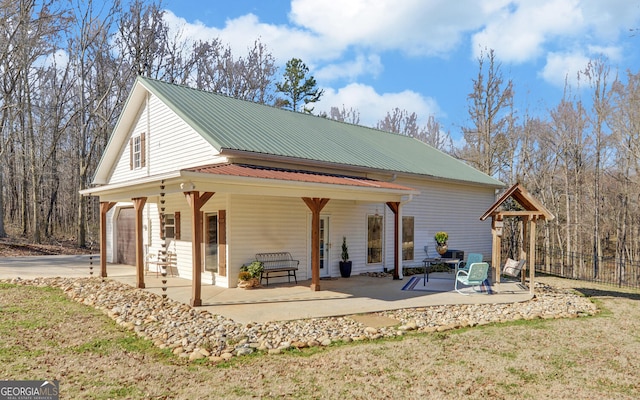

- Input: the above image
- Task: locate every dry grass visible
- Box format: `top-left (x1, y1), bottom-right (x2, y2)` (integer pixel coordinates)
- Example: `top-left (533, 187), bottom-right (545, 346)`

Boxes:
top-left (1, 277), bottom-right (639, 399)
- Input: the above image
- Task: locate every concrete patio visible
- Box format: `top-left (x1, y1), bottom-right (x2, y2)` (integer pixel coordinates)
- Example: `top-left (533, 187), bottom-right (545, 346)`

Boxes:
top-left (0, 255), bottom-right (533, 324)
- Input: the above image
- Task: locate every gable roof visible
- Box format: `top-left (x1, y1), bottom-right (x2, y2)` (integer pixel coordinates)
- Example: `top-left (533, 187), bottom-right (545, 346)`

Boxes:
top-left (480, 183), bottom-right (555, 221)
top-left (134, 76), bottom-right (503, 188)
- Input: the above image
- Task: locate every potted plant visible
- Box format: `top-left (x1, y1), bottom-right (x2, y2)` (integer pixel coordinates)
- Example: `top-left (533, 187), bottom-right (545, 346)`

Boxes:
top-left (238, 261), bottom-right (263, 289)
top-left (434, 231), bottom-right (448, 256)
top-left (339, 236), bottom-right (352, 278)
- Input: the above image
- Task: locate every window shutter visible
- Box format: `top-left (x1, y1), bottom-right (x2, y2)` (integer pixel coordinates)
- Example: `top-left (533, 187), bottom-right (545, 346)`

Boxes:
top-left (129, 138), bottom-right (133, 170)
top-left (141, 132), bottom-right (146, 167)
top-left (174, 211), bottom-right (181, 240)
top-left (159, 213), bottom-right (164, 239)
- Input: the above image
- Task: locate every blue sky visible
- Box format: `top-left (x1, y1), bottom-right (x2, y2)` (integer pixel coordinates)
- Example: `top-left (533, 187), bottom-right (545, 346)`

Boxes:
top-left (161, 0), bottom-right (640, 143)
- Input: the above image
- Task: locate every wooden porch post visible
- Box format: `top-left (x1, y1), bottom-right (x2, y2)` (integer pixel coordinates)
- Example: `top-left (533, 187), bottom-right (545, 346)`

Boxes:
top-left (132, 197), bottom-right (147, 289)
top-left (218, 210), bottom-right (227, 277)
top-left (386, 202), bottom-right (401, 280)
top-left (99, 202), bottom-right (116, 278)
top-left (302, 197), bottom-right (330, 291)
top-left (521, 217), bottom-right (529, 286)
top-left (491, 216), bottom-right (502, 285)
top-left (185, 191), bottom-right (215, 306)
top-left (529, 216), bottom-right (537, 295)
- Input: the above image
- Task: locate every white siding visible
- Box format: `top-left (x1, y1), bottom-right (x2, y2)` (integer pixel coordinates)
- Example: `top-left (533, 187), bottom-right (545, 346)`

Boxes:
top-left (383, 177), bottom-right (496, 268)
top-left (321, 200), bottom-right (385, 276)
top-left (227, 195), bottom-right (309, 285)
top-left (109, 94), bottom-right (218, 184)
top-left (107, 179), bottom-right (497, 287)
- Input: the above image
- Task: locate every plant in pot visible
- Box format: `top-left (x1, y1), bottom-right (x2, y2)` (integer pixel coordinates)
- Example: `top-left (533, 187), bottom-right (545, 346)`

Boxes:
top-left (339, 236), bottom-right (352, 278)
top-left (238, 261), bottom-right (263, 289)
top-left (434, 231), bottom-right (448, 256)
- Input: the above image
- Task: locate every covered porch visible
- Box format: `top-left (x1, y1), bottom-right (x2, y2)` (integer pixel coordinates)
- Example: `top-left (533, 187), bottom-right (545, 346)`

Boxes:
top-left (82, 164), bottom-right (420, 307)
top-left (109, 269), bottom-right (532, 324)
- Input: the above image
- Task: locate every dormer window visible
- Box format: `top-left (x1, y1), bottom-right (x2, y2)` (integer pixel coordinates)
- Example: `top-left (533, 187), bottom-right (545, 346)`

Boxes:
top-left (130, 133), bottom-right (146, 169)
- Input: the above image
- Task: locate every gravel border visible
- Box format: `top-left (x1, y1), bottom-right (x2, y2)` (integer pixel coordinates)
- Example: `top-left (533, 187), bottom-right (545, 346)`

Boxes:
top-left (3, 276), bottom-right (597, 362)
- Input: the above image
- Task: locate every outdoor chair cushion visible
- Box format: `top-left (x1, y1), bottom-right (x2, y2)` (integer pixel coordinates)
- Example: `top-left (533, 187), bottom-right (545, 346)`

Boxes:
top-left (503, 258), bottom-right (526, 277)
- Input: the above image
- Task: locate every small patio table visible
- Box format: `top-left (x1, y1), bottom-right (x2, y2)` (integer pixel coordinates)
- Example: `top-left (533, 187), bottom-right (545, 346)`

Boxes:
top-left (422, 257), bottom-right (460, 285)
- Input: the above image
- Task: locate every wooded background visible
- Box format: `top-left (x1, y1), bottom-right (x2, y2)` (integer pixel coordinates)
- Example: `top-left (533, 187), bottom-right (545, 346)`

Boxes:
top-left (1, 0), bottom-right (638, 285)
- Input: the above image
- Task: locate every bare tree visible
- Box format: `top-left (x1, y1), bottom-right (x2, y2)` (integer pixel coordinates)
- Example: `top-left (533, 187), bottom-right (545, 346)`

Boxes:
top-left (377, 108), bottom-right (418, 135)
top-left (377, 109), bottom-right (451, 150)
top-left (191, 39), bottom-right (277, 104)
top-left (115, 0), bottom-right (172, 81)
top-left (70, 0), bottom-right (124, 247)
top-left (550, 83), bottom-right (590, 273)
top-left (610, 70), bottom-right (640, 283)
top-left (460, 48), bottom-right (514, 177)
top-left (414, 115), bottom-right (452, 151)
top-left (328, 105), bottom-right (361, 125)
top-left (580, 58), bottom-right (615, 278)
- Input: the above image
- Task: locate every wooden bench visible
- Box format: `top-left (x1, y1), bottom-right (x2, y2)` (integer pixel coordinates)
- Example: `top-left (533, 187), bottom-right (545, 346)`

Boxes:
top-left (255, 252), bottom-right (299, 286)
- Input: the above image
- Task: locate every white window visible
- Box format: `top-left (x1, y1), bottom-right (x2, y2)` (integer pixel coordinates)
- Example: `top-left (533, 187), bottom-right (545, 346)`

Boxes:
top-left (367, 214), bottom-right (383, 264)
top-left (133, 136), bottom-right (141, 169)
top-left (130, 133), bottom-right (145, 170)
top-left (402, 216), bottom-right (414, 261)
top-left (164, 214), bottom-right (175, 239)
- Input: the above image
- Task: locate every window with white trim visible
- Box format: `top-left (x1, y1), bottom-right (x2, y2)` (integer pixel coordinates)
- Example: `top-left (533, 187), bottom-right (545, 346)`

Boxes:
top-left (402, 216), bottom-right (414, 261)
top-left (367, 214), bottom-right (383, 264)
top-left (129, 133), bottom-right (146, 170)
top-left (164, 214), bottom-right (175, 239)
top-left (133, 136), bottom-right (141, 169)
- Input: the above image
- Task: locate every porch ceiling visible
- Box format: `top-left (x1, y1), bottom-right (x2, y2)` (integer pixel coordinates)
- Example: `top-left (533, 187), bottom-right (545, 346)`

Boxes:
top-left (81, 163), bottom-right (419, 203)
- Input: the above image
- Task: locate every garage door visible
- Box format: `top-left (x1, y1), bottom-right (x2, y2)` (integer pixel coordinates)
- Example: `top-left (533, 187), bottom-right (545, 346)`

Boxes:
top-left (116, 207), bottom-right (136, 265)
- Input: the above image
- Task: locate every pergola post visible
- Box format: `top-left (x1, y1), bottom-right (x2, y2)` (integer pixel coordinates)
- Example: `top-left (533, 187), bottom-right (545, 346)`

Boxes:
top-left (491, 217), bottom-right (502, 285)
top-left (185, 191), bottom-right (215, 306)
top-left (132, 197), bottom-right (147, 289)
top-left (302, 197), bottom-right (330, 291)
top-left (99, 202), bottom-right (116, 278)
top-left (521, 217), bottom-right (529, 286)
top-left (529, 216), bottom-right (537, 295)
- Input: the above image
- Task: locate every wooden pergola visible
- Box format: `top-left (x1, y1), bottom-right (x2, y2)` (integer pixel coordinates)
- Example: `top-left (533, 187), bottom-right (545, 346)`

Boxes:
top-left (480, 183), bottom-right (554, 295)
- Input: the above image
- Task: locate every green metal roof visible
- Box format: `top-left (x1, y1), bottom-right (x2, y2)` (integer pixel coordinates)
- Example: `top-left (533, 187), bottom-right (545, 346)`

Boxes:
top-left (138, 76), bottom-right (503, 187)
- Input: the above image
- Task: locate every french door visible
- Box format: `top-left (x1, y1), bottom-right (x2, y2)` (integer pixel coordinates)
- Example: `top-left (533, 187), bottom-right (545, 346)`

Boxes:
top-left (204, 213), bottom-right (218, 273)
top-left (319, 216), bottom-right (330, 278)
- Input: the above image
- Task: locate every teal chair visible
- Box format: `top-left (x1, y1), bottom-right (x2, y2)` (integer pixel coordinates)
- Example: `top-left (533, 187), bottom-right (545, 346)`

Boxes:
top-left (455, 253), bottom-right (483, 274)
top-left (455, 262), bottom-right (489, 295)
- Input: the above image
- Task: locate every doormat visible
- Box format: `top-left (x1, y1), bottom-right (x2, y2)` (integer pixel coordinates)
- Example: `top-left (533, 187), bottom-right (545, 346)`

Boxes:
top-left (402, 276), bottom-right (494, 294)
top-left (401, 277), bottom-right (453, 292)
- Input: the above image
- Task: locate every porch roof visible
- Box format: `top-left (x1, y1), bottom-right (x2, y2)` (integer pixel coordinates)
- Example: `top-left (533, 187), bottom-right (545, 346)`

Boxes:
top-left (186, 163), bottom-right (414, 191)
top-left (81, 163), bottom-right (418, 203)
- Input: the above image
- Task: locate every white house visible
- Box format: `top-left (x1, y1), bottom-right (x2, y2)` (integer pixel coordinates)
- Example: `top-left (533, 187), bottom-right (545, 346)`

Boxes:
top-left (81, 76), bottom-right (504, 306)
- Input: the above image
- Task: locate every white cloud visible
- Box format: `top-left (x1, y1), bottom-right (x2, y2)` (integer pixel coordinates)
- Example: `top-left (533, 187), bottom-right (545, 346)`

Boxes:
top-left (317, 83), bottom-right (441, 128)
top-left (162, 10), bottom-right (342, 65)
top-left (315, 54), bottom-right (383, 82)
top-left (586, 45), bottom-right (623, 62)
top-left (472, 0), bottom-right (584, 63)
top-left (540, 51), bottom-right (590, 88)
top-left (581, 0), bottom-right (640, 40)
top-left (289, 0), bottom-right (487, 56)
top-left (471, 0), bottom-right (640, 64)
